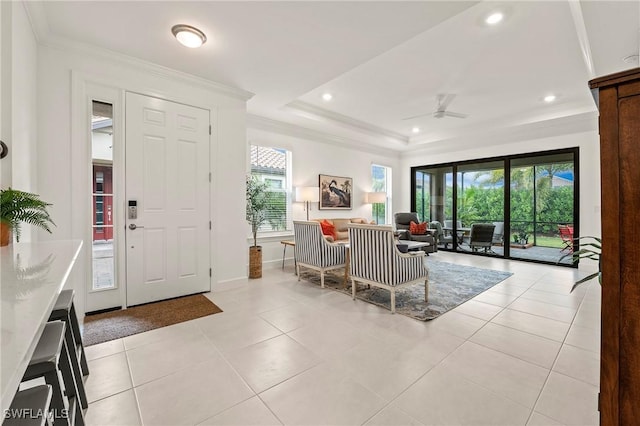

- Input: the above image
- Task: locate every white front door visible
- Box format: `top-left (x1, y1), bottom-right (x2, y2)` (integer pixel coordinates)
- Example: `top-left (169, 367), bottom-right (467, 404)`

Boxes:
top-left (125, 92), bottom-right (210, 306)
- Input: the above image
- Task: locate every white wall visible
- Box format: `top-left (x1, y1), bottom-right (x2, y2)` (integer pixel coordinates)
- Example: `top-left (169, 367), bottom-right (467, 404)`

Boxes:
top-left (10, 2), bottom-right (38, 196)
top-left (37, 44), bottom-right (250, 314)
top-left (398, 129), bottom-right (602, 268)
top-left (0, 1), bottom-right (39, 241)
top-left (248, 127), bottom-right (401, 268)
top-left (0, 0), bottom-right (11, 188)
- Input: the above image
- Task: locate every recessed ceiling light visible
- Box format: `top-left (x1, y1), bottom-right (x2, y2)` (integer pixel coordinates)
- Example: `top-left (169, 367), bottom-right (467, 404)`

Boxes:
top-left (485, 12), bottom-right (504, 25)
top-left (322, 93), bottom-right (333, 102)
top-left (171, 24), bottom-right (207, 48)
top-left (412, 127), bottom-right (420, 134)
top-left (544, 95), bottom-right (556, 103)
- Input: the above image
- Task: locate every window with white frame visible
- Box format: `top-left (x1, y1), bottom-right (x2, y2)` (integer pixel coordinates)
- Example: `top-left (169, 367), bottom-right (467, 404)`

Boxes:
top-left (371, 164), bottom-right (392, 224)
top-left (250, 145), bottom-right (292, 232)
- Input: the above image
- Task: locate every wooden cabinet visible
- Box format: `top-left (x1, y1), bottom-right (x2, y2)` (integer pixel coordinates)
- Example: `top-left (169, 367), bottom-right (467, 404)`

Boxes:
top-left (589, 68), bottom-right (640, 426)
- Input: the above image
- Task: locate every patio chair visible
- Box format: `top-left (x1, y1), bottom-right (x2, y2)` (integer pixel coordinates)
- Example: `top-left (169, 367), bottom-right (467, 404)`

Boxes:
top-left (468, 223), bottom-right (496, 253)
top-left (558, 224), bottom-right (574, 253)
top-left (444, 219), bottom-right (465, 244)
top-left (492, 222), bottom-right (504, 245)
top-left (293, 221), bottom-right (347, 288)
top-left (347, 223), bottom-right (429, 313)
top-left (444, 219), bottom-right (463, 230)
top-left (429, 221), bottom-right (453, 249)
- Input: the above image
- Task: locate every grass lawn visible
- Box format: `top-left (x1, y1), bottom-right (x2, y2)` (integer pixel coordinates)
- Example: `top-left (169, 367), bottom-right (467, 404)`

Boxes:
top-left (534, 235), bottom-right (565, 248)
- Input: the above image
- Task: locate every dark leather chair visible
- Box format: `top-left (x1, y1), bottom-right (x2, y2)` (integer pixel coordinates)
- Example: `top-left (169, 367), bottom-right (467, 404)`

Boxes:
top-left (393, 212), bottom-right (436, 253)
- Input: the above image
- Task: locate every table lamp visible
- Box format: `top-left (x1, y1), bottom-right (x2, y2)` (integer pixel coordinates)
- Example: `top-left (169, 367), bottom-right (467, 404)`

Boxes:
top-left (295, 187), bottom-right (319, 221)
top-left (366, 192), bottom-right (387, 224)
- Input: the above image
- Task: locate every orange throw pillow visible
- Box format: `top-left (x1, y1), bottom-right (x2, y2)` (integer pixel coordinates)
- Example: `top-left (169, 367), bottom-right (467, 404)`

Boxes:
top-left (409, 220), bottom-right (428, 235)
top-left (320, 220), bottom-right (337, 240)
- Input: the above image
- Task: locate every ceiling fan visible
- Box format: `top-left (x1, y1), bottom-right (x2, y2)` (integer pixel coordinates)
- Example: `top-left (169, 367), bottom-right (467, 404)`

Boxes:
top-left (402, 94), bottom-right (469, 120)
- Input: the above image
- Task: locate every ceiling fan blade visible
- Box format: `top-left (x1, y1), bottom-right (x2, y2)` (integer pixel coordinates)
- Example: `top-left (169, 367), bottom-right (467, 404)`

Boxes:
top-left (401, 112), bottom-right (431, 121)
top-left (437, 93), bottom-right (456, 111)
top-left (443, 111), bottom-right (468, 119)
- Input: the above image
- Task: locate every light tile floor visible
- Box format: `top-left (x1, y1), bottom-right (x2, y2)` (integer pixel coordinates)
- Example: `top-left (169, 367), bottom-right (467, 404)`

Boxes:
top-left (83, 252), bottom-right (601, 425)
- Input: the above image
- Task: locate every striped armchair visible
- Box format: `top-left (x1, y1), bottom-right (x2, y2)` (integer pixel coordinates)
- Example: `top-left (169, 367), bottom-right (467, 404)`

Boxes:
top-left (348, 223), bottom-right (429, 313)
top-left (294, 221), bottom-right (347, 288)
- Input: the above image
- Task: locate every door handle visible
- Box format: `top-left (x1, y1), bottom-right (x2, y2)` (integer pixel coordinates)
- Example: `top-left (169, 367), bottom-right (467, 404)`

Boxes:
top-left (128, 224), bottom-right (144, 230)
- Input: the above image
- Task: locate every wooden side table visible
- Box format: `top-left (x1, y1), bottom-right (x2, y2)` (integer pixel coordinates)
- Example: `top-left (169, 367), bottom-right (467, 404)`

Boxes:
top-left (280, 240), bottom-right (296, 272)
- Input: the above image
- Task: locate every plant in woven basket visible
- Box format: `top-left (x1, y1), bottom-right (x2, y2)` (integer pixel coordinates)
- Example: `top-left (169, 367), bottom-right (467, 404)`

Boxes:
top-left (246, 175), bottom-right (273, 278)
top-left (0, 188), bottom-right (55, 244)
top-left (559, 236), bottom-right (601, 292)
top-left (246, 175), bottom-right (271, 248)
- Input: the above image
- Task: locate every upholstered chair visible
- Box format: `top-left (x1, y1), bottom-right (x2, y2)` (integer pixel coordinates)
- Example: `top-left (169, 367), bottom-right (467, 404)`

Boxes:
top-left (293, 221), bottom-right (347, 288)
top-left (393, 212), bottom-right (436, 253)
top-left (347, 224), bottom-right (429, 313)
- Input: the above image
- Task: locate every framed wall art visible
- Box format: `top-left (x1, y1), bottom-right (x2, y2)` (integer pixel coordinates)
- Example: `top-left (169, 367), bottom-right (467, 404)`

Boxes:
top-left (319, 174), bottom-right (352, 209)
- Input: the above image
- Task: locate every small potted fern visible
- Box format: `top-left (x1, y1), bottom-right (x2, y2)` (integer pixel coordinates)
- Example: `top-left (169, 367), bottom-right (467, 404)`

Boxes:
top-left (0, 188), bottom-right (55, 246)
top-left (559, 236), bottom-right (601, 292)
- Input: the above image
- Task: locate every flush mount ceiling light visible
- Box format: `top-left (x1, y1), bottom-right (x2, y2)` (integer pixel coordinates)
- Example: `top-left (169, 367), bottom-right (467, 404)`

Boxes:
top-left (171, 24), bottom-right (207, 48)
top-left (485, 12), bottom-right (504, 25)
top-left (322, 93), bottom-right (333, 101)
top-left (544, 94), bottom-right (557, 103)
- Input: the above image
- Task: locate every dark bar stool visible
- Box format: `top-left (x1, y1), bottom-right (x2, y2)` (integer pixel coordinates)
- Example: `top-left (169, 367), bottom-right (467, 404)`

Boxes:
top-left (22, 321), bottom-right (85, 426)
top-left (49, 290), bottom-right (89, 377)
top-left (4, 385), bottom-right (53, 426)
top-left (48, 291), bottom-right (88, 410)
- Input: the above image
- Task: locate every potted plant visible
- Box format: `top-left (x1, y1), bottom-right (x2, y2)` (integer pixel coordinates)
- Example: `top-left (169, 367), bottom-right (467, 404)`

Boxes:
top-left (246, 175), bottom-right (271, 278)
top-left (560, 236), bottom-right (601, 292)
top-left (518, 231), bottom-right (529, 245)
top-left (0, 188), bottom-right (55, 246)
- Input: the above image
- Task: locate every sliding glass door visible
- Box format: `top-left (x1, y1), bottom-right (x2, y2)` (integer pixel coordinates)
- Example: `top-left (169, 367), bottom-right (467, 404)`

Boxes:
top-left (411, 148), bottom-right (578, 266)
top-left (510, 152), bottom-right (575, 264)
top-left (414, 165), bottom-right (453, 224)
top-left (455, 161), bottom-right (504, 256)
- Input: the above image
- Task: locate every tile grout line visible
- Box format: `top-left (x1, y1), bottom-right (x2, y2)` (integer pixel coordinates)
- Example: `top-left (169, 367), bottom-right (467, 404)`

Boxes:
top-left (523, 278), bottom-right (593, 425)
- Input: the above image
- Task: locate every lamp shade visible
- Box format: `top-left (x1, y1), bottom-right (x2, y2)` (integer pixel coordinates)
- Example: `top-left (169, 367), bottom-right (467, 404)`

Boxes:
top-left (366, 192), bottom-right (387, 203)
top-left (295, 186), bottom-right (319, 202)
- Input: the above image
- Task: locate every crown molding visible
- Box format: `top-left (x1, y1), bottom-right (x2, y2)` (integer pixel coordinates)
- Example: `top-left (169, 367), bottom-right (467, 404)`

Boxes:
top-left (23, 2), bottom-right (254, 102)
top-left (247, 114), bottom-right (400, 158)
top-left (48, 37), bottom-right (254, 101)
top-left (285, 100), bottom-right (409, 145)
top-left (568, 0), bottom-right (596, 79)
top-left (401, 111), bottom-right (598, 157)
top-left (22, 0), bottom-right (49, 44)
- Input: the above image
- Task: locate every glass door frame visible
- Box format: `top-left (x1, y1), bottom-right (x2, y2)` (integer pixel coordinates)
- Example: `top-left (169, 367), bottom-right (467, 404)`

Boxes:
top-left (410, 147), bottom-right (580, 267)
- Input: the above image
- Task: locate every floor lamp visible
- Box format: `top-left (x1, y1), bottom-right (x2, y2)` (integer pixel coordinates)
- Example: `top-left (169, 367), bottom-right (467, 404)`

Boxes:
top-left (366, 192), bottom-right (387, 224)
top-left (295, 186), bottom-right (319, 221)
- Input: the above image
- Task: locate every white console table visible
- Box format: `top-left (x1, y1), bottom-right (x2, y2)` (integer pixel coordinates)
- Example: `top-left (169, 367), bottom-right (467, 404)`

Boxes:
top-left (0, 240), bottom-right (82, 415)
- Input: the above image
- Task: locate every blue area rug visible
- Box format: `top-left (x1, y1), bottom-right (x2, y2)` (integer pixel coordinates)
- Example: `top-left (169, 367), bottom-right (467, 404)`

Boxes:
top-left (302, 259), bottom-right (513, 321)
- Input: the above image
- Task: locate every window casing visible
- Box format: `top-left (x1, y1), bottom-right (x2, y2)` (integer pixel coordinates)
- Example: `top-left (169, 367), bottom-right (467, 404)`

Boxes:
top-left (250, 145), bottom-right (292, 232)
top-left (371, 164), bottom-right (392, 224)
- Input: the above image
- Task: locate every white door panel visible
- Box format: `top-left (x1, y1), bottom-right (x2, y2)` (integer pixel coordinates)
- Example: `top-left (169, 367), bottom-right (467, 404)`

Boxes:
top-left (125, 92), bottom-right (210, 306)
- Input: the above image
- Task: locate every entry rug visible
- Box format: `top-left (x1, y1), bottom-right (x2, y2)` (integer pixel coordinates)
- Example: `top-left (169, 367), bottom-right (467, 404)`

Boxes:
top-left (300, 260), bottom-right (513, 321)
top-left (82, 294), bottom-right (222, 346)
